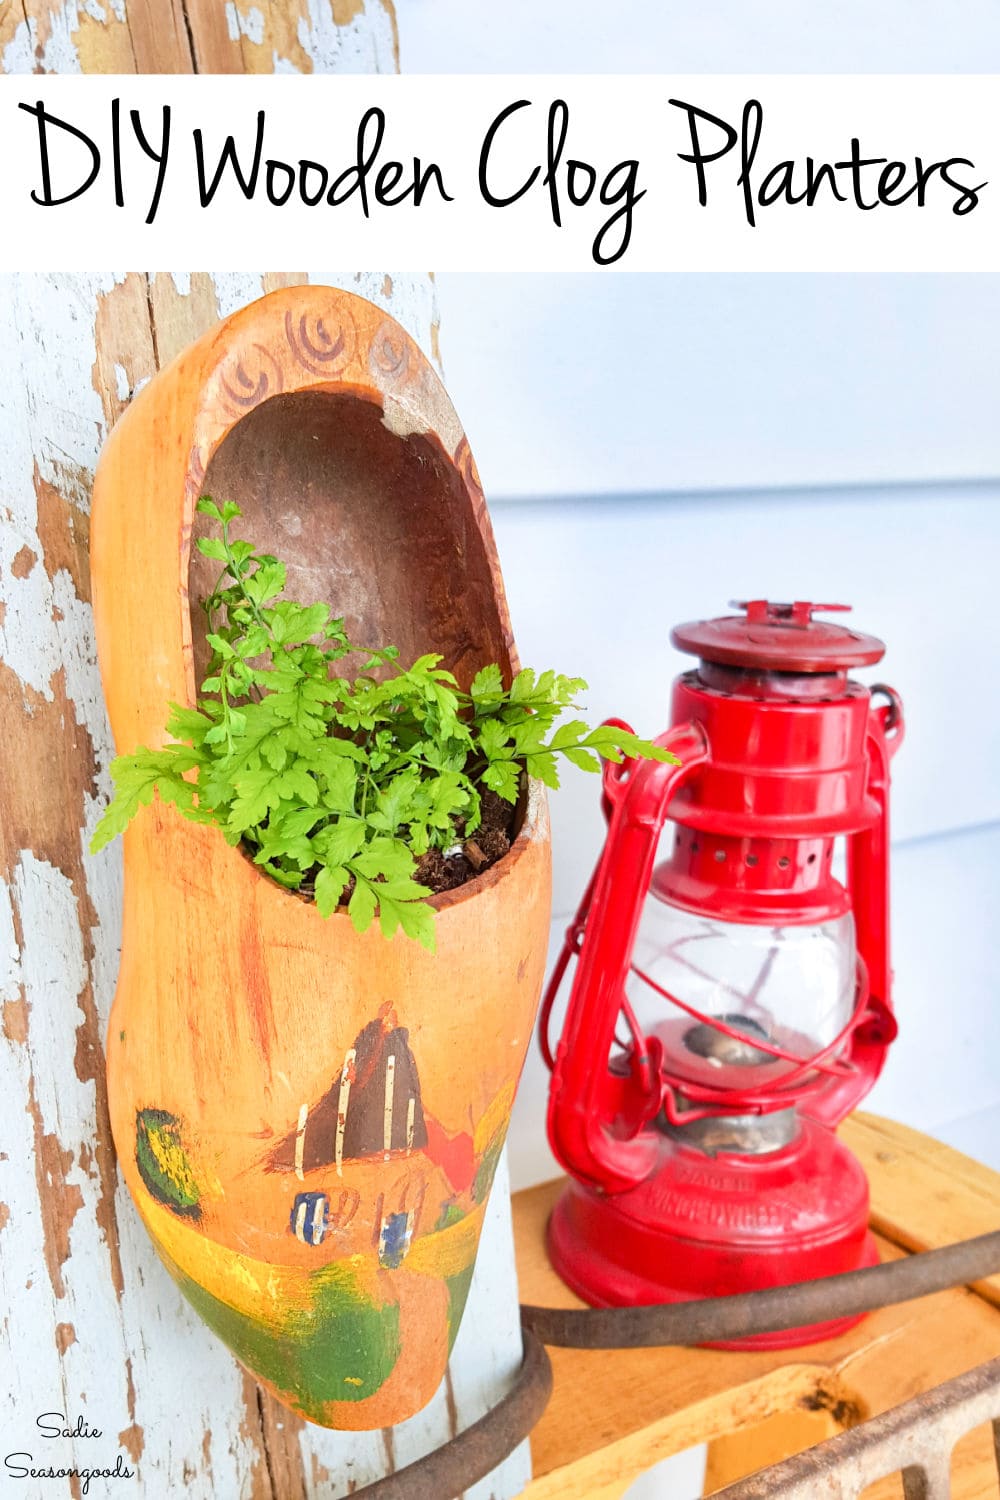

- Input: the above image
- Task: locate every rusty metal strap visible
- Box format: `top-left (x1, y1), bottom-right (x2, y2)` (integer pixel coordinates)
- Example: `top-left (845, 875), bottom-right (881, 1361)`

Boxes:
top-left (351, 1232), bottom-right (1000, 1497)
top-left (354, 1329), bottom-right (552, 1500)
top-left (520, 1228), bottom-right (1000, 1349)
top-left (709, 1355), bottom-right (1000, 1500)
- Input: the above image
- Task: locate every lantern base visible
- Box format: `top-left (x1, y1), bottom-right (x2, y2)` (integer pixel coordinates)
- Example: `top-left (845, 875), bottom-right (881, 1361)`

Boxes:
top-left (547, 1116), bottom-right (877, 1350)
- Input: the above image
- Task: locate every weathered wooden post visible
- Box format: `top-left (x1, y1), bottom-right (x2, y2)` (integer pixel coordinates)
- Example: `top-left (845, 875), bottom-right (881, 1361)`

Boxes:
top-left (0, 8), bottom-right (532, 1497)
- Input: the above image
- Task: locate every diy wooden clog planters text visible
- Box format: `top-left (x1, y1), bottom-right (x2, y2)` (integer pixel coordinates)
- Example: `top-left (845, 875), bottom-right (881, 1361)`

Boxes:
top-left (90, 288), bottom-right (551, 1431)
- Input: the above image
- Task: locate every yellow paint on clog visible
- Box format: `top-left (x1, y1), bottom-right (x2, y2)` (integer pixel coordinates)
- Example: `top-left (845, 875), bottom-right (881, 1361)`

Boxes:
top-left (404, 1201), bottom-right (486, 1279)
top-left (138, 1192), bottom-right (363, 1323)
top-left (473, 1083), bottom-right (515, 1157)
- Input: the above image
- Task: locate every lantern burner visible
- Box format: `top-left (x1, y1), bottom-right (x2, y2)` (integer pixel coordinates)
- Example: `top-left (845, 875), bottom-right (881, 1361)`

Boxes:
top-left (682, 1014), bottom-right (774, 1068)
top-left (658, 1105), bottom-right (800, 1157)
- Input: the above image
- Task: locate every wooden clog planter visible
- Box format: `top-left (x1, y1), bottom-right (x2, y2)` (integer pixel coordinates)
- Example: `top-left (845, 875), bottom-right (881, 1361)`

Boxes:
top-left (91, 288), bottom-right (551, 1430)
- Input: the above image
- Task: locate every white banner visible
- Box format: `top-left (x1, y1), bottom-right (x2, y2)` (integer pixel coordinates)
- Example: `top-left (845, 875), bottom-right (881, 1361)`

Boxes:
top-left (0, 75), bottom-right (996, 270)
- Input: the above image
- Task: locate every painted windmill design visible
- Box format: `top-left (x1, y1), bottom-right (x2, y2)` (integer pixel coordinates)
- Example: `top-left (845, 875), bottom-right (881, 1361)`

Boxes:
top-left (270, 1003), bottom-right (429, 1263)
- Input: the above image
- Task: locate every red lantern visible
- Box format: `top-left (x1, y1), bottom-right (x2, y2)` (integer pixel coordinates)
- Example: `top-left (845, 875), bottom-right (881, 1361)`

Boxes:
top-left (541, 601), bottom-right (904, 1348)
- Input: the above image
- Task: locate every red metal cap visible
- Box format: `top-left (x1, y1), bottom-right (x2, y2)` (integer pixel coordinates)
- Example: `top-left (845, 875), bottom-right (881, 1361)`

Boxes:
top-left (670, 600), bottom-right (886, 673)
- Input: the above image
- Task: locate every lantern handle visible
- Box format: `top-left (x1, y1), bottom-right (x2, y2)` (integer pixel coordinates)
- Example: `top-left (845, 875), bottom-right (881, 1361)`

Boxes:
top-left (870, 683), bottom-right (905, 753)
top-left (812, 685), bottom-right (904, 1125)
top-left (546, 719), bottom-right (709, 1195)
top-left (538, 716), bottom-right (635, 1074)
top-left (798, 681), bottom-right (903, 1126)
top-left (802, 986), bottom-right (898, 1129)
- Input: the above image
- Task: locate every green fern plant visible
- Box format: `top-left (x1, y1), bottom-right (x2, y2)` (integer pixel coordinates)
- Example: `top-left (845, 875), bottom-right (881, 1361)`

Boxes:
top-left (91, 498), bottom-right (677, 951)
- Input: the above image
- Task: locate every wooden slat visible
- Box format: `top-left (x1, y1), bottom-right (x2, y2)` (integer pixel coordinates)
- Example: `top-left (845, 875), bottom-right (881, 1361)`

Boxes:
top-left (843, 1114), bottom-right (1000, 1309)
top-left (703, 1406), bottom-right (841, 1494)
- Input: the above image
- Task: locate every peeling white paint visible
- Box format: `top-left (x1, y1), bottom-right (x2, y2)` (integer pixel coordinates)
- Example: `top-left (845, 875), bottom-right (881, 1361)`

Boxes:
top-left (1, 0), bottom-right (126, 74)
top-left (0, 537), bottom-right (56, 701)
top-left (170, 272), bottom-right (192, 297)
top-left (36, 1), bottom-right (86, 74)
top-left (4, 854), bottom-right (132, 1473)
top-left (0, 277), bottom-right (116, 700)
top-left (294, 0), bottom-right (397, 73)
top-left (0, 880), bottom-right (19, 1002)
top-left (20, 274), bottom-right (123, 509)
top-left (52, 568), bottom-right (112, 789)
top-left (226, 1), bottom-right (265, 44)
top-left (0, 926), bottom-right (65, 1462)
top-left (211, 271), bottom-right (282, 321)
top-left (322, 270), bottom-right (440, 366)
top-left (2, 16), bottom-right (39, 74)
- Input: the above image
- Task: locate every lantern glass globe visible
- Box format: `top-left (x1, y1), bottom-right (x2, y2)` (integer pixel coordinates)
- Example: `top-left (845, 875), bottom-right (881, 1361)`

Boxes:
top-left (628, 899), bottom-right (857, 1096)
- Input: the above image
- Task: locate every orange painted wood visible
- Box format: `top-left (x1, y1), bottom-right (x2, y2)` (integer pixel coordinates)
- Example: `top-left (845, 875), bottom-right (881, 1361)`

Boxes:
top-left (90, 286), bottom-right (552, 1431)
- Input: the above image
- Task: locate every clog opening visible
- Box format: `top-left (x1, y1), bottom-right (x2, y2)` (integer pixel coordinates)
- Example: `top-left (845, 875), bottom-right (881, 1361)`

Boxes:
top-left (191, 390), bottom-right (512, 693)
top-left (188, 389), bottom-right (528, 899)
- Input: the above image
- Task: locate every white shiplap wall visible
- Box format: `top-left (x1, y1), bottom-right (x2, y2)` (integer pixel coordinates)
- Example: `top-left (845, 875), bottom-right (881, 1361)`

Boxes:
top-left (396, 0), bottom-right (1000, 73)
top-left (433, 275), bottom-right (1000, 500)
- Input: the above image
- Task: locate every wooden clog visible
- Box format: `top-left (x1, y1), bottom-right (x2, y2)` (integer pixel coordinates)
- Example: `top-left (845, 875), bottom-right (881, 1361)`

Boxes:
top-left (91, 287), bottom-right (551, 1430)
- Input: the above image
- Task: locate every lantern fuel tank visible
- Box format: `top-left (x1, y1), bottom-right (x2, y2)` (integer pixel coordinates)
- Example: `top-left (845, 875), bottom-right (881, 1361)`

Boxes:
top-left (542, 601), bottom-right (904, 1348)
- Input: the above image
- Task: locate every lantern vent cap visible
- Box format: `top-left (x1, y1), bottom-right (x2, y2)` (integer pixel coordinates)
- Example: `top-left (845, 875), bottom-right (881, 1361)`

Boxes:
top-left (670, 600), bottom-right (886, 673)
